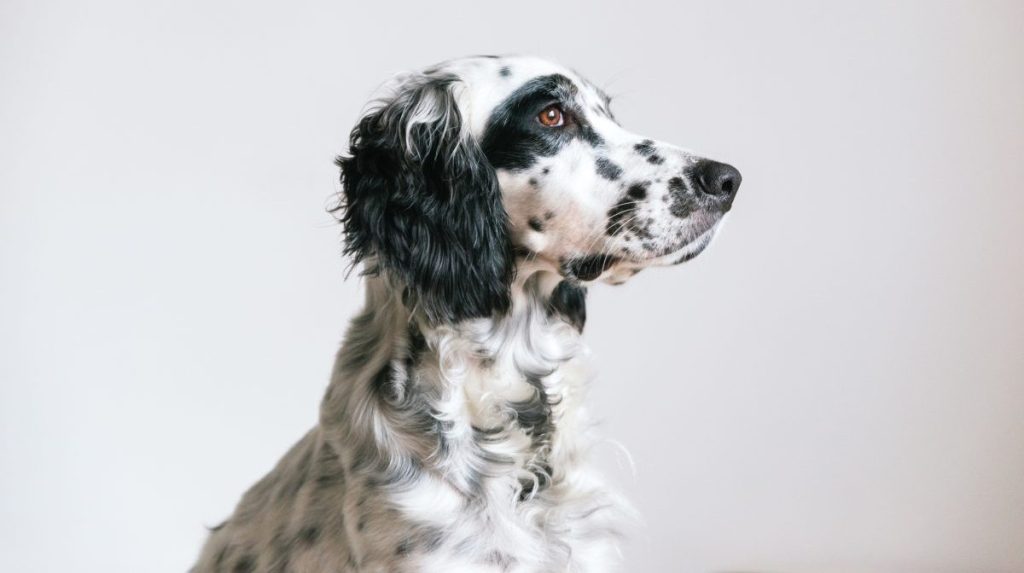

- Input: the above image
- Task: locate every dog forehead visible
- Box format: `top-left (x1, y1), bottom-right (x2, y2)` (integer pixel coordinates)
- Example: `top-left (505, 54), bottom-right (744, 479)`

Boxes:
top-left (442, 56), bottom-right (594, 136)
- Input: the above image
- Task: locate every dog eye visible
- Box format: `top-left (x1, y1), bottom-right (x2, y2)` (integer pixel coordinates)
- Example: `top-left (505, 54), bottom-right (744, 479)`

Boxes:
top-left (538, 105), bottom-right (564, 127)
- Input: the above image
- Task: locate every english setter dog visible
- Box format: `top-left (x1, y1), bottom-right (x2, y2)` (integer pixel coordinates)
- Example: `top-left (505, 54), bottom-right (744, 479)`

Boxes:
top-left (193, 55), bottom-right (741, 573)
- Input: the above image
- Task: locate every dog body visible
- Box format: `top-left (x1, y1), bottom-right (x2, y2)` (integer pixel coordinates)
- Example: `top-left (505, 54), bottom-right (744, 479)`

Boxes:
top-left (193, 56), bottom-right (740, 573)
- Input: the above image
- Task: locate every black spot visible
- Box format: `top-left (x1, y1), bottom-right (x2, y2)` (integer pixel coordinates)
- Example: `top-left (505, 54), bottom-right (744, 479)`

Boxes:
top-left (370, 363), bottom-right (400, 403)
top-left (484, 550), bottom-right (517, 571)
top-left (528, 217), bottom-right (545, 232)
top-left (633, 139), bottom-right (656, 156)
top-left (627, 181), bottom-right (649, 199)
top-left (562, 254), bottom-right (617, 281)
top-left (606, 197), bottom-right (637, 236)
top-left (595, 157), bottom-right (623, 181)
top-left (513, 245), bottom-right (537, 259)
top-left (508, 375), bottom-right (559, 500)
top-left (313, 444), bottom-right (346, 488)
top-left (499, 66), bottom-right (511, 77)
top-left (528, 177), bottom-right (538, 187)
top-left (232, 555), bottom-right (255, 573)
top-left (544, 211), bottom-right (555, 220)
top-left (298, 525), bottom-right (321, 545)
top-left (668, 176), bottom-right (698, 218)
top-left (547, 281), bottom-right (587, 332)
top-left (541, 167), bottom-right (550, 175)
top-left (647, 154), bottom-right (664, 165)
top-left (421, 527), bottom-right (446, 552)
top-left (406, 323), bottom-right (426, 364)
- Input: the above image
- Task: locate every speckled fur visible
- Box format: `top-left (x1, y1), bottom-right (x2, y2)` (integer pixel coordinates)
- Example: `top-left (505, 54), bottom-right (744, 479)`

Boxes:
top-left (192, 55), bottom-right (740, 573)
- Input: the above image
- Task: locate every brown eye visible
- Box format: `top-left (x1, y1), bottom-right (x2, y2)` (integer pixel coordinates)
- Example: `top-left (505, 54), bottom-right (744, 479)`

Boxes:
top-left (538, 105), bottom-right (564, 127)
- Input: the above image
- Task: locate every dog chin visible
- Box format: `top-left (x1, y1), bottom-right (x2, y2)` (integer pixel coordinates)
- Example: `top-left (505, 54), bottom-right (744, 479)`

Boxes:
top-left (602, 222), bottom-right (724, 284)
top-left (653, 220), bottom-right (724, 267)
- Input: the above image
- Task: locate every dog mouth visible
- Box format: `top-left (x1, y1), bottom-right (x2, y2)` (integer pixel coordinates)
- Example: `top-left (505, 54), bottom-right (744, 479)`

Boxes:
top-left (584, 222), bottom-right (722, 284)
top-left (619, 220), bottom-right (722, 270)
top-left (664, 227), bottom-right (717, 264)
top-left (539, 216), bottom-right (725, 283)
top-left (632, 215), bottom-right (723, 264)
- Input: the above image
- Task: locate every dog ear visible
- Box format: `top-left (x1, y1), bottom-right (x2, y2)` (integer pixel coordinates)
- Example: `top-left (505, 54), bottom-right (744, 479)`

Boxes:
top-left (336, 73), bottom-right (513, 323)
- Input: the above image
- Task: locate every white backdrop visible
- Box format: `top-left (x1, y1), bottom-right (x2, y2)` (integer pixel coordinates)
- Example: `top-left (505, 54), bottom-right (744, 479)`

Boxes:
top-left (2, 1), bottom-right (1022, 572)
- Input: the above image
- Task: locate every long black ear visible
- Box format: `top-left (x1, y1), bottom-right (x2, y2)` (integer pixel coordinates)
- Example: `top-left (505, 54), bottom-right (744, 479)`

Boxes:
top-left (336, 73), bottom-right (513, 323)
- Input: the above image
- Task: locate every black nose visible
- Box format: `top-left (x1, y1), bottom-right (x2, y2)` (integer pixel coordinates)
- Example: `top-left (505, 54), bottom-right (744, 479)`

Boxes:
top-left (692, 160), bottom-right (742, 207)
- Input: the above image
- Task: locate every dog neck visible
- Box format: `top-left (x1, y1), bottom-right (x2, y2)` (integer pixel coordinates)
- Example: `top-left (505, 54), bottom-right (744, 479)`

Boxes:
top-left (320, 265), bottom-right (593, 503)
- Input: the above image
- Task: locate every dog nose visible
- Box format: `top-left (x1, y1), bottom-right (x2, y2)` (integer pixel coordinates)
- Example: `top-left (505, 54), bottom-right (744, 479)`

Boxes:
top-left (692, 160), bottom-right (742, 207)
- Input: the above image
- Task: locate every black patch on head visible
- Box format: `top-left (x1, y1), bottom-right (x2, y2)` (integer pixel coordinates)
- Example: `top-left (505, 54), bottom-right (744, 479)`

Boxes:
top-left (634, 139), bottom-right (656, 156)
top-left (528, 216), bottom-right (545, 232)
top-left (336, 73), bottom-right (514, 324)
top-left (595, 157), bottom-right (623, 181)
top-left (547, 281), bottom-right (587, 332)
top-left (498, 66), bottom-right (511, 77)
top-left (482, 74), bottom-right (605, 172)
top-left (647, 153), bottom-right (664, 165)
top-left (627, 181), bottom-right (649, 199)
top-left (561, 254), bottom-right (617, 281)
top-left (668, 176), bottom-right (686, 194)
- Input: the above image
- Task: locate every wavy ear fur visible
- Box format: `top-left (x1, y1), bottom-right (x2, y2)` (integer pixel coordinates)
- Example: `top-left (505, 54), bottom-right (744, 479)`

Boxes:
top-left (336, 73), bottom-right (513, 323)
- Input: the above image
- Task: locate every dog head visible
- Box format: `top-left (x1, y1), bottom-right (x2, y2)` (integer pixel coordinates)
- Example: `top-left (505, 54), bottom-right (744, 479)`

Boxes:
top-left (337, 56), bottom-right (741, 323)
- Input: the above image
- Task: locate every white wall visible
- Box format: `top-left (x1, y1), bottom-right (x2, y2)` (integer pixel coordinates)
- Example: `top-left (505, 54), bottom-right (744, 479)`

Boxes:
top-left (2, 1), bottom-right (1022, 571)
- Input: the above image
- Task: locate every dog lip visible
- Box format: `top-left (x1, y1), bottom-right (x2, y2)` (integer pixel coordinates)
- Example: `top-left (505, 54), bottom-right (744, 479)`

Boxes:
top-left (637, 223), bottom-right (719, 266)
top-left (672, 237), bottom-right (711, 263)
